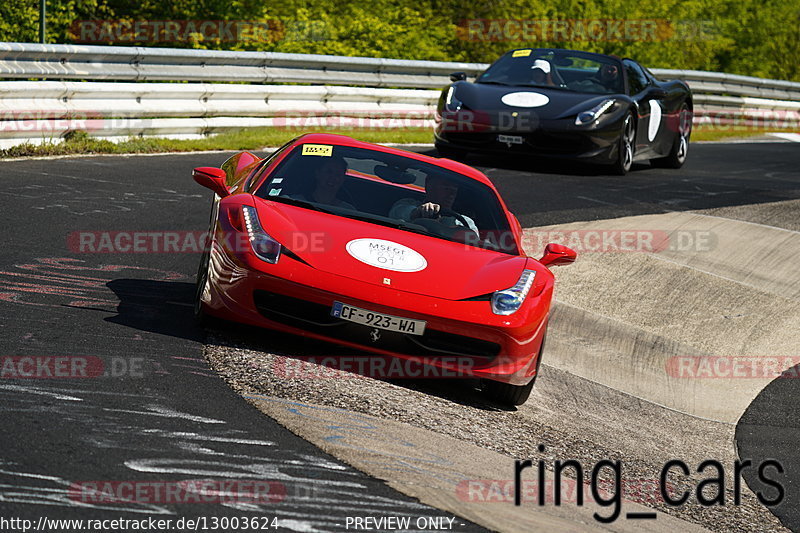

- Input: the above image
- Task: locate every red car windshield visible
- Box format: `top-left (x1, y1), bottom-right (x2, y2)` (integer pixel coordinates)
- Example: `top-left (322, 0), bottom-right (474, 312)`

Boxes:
top-left (254, 143), bottom-right (519, 254)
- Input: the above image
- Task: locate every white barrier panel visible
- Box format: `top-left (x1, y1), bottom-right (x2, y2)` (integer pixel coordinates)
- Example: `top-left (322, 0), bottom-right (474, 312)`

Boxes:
top-left (0, 43), bottom-right (798, 148)
top-left (0, 82), bottom-right (440, 119)
top-left (0, 81), bottom-right (441, 146)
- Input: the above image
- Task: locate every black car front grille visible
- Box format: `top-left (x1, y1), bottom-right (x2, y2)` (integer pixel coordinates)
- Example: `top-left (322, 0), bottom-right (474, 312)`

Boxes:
top-left (253, 290), bottom-right (500, 361)
top-left (445, 132), bottom-right (498, 146)
top-left (525, 130), bottom-right (587, 153)
top-left (445, 130), bottom-right (591, 154)
top-left (254, 290), bottom-right (337, 327)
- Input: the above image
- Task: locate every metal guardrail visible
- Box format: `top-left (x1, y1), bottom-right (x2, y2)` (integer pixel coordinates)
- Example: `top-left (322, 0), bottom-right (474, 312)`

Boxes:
top-left (0, 42), bottom-right (484, 88)
top-left (4, 43), bottom-right (800, 97)
top-left (0, 42), bottom-right (797, 147)
top-left (0, 80), bottom-right (440, 147)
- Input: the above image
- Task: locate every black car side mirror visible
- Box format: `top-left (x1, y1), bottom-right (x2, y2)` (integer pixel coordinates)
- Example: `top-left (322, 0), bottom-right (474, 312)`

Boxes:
top-left (450, 72), bottom-right (467, 82)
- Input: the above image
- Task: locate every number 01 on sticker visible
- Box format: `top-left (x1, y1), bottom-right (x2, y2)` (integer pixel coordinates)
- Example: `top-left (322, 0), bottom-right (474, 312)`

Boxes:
top-left (301, 144), bottom-right (333, 157)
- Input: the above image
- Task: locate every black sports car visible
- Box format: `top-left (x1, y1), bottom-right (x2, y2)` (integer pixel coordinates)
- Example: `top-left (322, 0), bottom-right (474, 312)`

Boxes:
top-left (434, 48), bottom-right (693, 174)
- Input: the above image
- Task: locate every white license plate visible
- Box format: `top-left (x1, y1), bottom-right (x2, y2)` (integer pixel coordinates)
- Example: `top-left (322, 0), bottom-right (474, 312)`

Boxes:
top-left (331, 301), bottom-right (426, 336)
top-left (498, 134), bottom-right (524, 144)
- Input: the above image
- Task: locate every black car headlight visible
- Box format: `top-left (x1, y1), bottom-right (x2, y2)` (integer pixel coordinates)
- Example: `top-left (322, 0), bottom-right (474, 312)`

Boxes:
top-left (575, 99), bottom-right (615, 126)
top-left (445, 86), bottom-right (463, 112)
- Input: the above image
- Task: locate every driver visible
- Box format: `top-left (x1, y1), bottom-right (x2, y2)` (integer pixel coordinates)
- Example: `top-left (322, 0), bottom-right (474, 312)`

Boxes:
top-left (593, 62), bottom-right (622, 91)
top-left (530, 59), bottom-right (556, 86)
top-left (290, 156), bottom-right (355, 209)
top-left (389, 174), bottom-right (478, 233)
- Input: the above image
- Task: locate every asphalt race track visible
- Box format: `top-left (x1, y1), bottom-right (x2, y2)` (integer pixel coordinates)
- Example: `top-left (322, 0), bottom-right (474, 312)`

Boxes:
top-left (0, 154), bottom-right (485, 532)
top-left (0, 140), bottom-right (798, 531)
top-left (449, 142), bottom-right (800, 228)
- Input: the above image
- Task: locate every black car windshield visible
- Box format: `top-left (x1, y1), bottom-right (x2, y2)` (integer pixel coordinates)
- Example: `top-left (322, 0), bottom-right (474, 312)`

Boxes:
top-left (254, 143), bottom-right (518, 254)
top-left (477, 49), bottom-right (625, 95)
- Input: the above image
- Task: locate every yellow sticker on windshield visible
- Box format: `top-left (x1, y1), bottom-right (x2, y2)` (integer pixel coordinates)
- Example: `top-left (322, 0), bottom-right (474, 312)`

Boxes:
top-left (512, 49), bottom-right (531, 58)
top-left (301, 144), bottom-right (333, 157)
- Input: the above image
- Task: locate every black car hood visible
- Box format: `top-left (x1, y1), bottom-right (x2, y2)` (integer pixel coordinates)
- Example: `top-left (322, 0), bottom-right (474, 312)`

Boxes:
top-left (450, 81), bottom-right (625, 121)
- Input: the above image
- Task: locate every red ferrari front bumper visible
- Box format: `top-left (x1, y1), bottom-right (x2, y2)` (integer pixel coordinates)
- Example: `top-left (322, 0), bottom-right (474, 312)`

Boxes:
top-left (201, 233), bottom-right (553, 386)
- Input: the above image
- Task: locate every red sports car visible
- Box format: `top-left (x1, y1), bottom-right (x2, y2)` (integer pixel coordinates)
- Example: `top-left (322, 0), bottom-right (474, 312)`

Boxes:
top-left (193, 133), bottom-right (576, 405)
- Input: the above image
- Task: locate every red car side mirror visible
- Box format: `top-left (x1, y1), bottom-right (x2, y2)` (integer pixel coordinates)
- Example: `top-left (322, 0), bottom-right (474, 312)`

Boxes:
top-left (539, 243), bottom-right (577, 267)
top-left (193, 167), bottom-right (230, 198)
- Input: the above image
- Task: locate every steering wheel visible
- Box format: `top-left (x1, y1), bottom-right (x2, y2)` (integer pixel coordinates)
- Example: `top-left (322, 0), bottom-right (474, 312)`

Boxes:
top-left (440, 208), bottom-right (473, 231)
top-left (410, 206), bottom-right (477, 240)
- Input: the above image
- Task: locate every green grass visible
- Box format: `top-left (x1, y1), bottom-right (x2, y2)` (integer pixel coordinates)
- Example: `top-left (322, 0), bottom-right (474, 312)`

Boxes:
top-left (0, 128), bottom-right (435, 159)
top-left (2, 126), bottom-right (796, 159)
top-left (690, 126), bottom-right (798, 142)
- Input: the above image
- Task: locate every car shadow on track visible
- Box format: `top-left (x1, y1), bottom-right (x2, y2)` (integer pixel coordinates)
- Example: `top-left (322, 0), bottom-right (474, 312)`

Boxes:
top-left (202, 320), bottom-right (518, 413)
top-left (105, 278), bottom-right (204, 342)
top-left (734, 363), bottom-right (800, 532)
top-left (386, 378), bottom-right (518, 412)
top-left (104, 278), bottom-right (519, 412)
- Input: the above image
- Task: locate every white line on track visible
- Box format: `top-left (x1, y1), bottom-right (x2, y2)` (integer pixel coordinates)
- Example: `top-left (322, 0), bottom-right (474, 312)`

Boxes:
top-left (575, 195), bottom-right (618, 206)
top-left (0, 384), bottom-right (83, 401)
top-left (698, 137), bottom-right (795, 144)
top-left (768, 132), bottom-right (800, 142)
top-left (102, 406), bottom-right (226, 424)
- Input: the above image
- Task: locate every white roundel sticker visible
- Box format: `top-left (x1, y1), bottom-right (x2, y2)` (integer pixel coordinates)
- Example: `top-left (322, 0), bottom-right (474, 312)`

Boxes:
top-left (648, 100), bottom-right (662, 142)
top-left (501, 92), bottom-right (550, 108)
top-left (346, 239), bottom-right (427, 272)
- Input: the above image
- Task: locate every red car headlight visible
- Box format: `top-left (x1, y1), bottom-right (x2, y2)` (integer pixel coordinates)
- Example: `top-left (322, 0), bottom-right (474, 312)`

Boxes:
top-left (242, 205), bottom-right (281, 264)
top-left (491, 269), bottom-right (536, 315)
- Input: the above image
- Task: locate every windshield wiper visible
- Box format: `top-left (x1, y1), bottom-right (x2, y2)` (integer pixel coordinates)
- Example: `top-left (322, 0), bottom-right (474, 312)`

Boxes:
top-left (515, 83), bottom-right (570, 91)
top-left (345, 213), bottom-right (431, 236)
top-left (476, 80), bottom-right (510, 86)
top-left (268, 196), bottom-right (334, 214)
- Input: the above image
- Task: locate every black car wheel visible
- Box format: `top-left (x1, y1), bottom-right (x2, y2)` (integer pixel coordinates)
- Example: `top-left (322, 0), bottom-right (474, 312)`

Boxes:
top-left (483, 378), bottom-right (536, 406)
top-left (194, 244), bottom-right (213, 326)
top-left (482, 333), bottom-right (546, 406)
top-left (611, 113), bottom-right (635, 175)
top-left (652, 103), bottom-right (691, 169)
